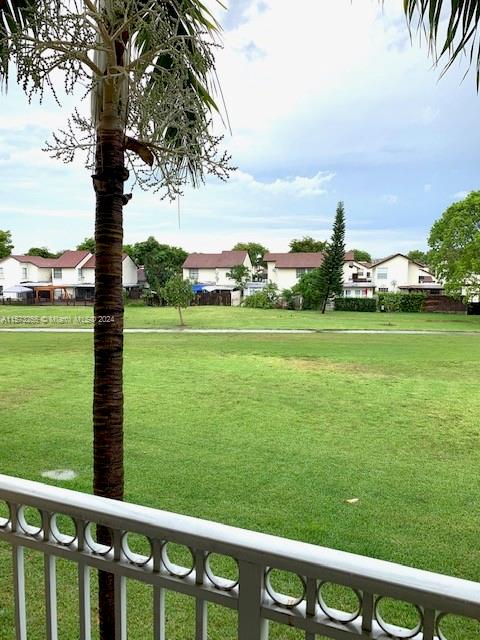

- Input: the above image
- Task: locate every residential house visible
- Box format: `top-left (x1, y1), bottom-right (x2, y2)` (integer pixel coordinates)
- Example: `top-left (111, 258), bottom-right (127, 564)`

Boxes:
top-left (0, 251), bottom-right (138, 301)
top-left (182, 251), bottom-right (252, 287)
top-left (263, 250), bottom-right (440, 298)
top-left (370, 253), bottom-right (442, 294)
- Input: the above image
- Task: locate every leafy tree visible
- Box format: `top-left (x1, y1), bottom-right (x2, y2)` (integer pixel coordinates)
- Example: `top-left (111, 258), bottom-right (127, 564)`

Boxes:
top-left (407, 250), bottom-right (428, 265)
top-left (0, 230), bottom-right (13, 258)
top-left (2, 1), bottom-right (228, 635)
top-left (232, 242), bottom-right (269, 268)
top-left (77, 237), bottom-right (96, 253)
top-left (27, 247), bottom-right (59, 258)
top-left (226, 264), bottom-right (251, 295)
top-left (131, 237), bottom-right (187, 290)
top-left (289, 236), bottom-right (327, 253)
top-left (352, 249), bottom-right (372, 263)
top-left (161, 275), bottom-right (194, 326)
top-left (318, 202), bottom-right (346, 313)
top-left (428, 191), bottom-right (480, 300)
top-left (293, 268), bottom-right (324, 310)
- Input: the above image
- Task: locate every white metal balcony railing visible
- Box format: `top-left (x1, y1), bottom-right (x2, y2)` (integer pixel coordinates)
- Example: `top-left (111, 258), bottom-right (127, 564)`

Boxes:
top-left (0, 473), bottom-right (479, 640)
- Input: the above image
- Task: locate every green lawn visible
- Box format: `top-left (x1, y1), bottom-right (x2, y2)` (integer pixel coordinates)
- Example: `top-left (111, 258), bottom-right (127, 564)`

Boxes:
top-left (1, 332), bottom-right (479, 638)
top-left (1, 303), bottom-right (480, 331)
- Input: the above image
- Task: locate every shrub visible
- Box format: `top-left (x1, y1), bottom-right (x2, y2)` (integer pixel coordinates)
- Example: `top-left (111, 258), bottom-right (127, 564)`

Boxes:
top-left (377, 292), bottom-right (425, 312)
top-left (293, 269), bottom-right (323, 310)
top-left (244, 283), bottom-right (279, 309)
top-left (335, 297), bottom-right (377, 312)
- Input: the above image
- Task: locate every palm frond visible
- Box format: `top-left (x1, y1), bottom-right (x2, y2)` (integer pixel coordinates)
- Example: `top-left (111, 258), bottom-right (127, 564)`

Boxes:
top-left (403, 0), bottom-right (480, 88)
top-left (0, 0), bottom-right (35, 81)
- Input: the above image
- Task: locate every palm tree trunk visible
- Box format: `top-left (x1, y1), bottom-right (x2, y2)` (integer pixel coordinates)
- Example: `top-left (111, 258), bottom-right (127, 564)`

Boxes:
top-left (93, 115), bottom-right (126, 639)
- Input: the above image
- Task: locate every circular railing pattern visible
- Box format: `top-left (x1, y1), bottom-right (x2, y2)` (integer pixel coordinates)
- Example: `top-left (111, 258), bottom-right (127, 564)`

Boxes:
top-left (317, 581), bottom-right (362, 624)
top-left (84, 522), bottom-right (113, 556)
top-left (0, 501), bottom-right (11, 529)
top-left (121, 532), bottom-right (153, 567)
top-left (161, 542), bottom-right (195, 578)
top-left (204, 552), bottom-right (239, 591)
top-left (50, 514), bottom-right (77, 546)
top-left (374, 597), bottom-right (423, 639)
top-left (17, 506), bottom-right (43, 537)
top-left (264, 568), bottom-right (306, 609)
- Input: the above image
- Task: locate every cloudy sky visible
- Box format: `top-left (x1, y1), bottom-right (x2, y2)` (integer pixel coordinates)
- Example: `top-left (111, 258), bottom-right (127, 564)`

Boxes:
top-left (1, 0), bottom-right (479, 257)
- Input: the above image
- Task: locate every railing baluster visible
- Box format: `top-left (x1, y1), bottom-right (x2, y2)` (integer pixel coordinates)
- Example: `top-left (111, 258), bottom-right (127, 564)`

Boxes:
top-left (305, 577), bottom-right (316, 640)
top-left (361, 591), bottom-right (374, 633)
top-left (238, 561), bottom-right (269, 640)
top-left (422, 608), bottom-right (436, 640)
top-left (195, 550), bottom-right (207, 640)
top-left (43, 512), bottom-right (58, 640)
top-left (12, 544), bottom-right (27, 640)
top-left (78, 563), bottom-right (92, 640)
top-left (152, 540), bottom-right (165, 640)
top-left (44, 554), bottom-right (58, 640)
top-left (114, 529), bottom-right (127, 639)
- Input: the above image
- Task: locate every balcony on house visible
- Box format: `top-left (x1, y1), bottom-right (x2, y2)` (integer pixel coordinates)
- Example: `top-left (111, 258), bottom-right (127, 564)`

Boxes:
top-left (1, 473), bottom-right (479, 639)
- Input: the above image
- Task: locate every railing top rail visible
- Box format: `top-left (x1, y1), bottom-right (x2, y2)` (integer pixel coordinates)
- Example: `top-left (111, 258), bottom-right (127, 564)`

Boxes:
top-left (1, 473), bottom-right (479, 617)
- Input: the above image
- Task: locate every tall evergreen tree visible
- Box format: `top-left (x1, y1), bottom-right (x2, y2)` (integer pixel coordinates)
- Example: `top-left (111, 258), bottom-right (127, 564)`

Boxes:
top-left (318, 202), bottom-right (346, 314)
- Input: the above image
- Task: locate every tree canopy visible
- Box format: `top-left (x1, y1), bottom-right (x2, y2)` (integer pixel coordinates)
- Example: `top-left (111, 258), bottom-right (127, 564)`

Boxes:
top-left (289, 236), bottom-right (327, 253)
top-left (428, 191), bottom-right (480, 299)
top-left (407, 250), bottom-right (429, 265)
top-left (352, 249), bottom-right (372, 263)
top-left (318, 202), bottom-right (346, 313)
top-left (77, 237), bottom-right (96, 253)
top-left (232, 242), bottom-right (269, 268)
top-left (161, 274), bottom-right (194, 326)
top-left (226, 264), bottom-right (250, 292)
top-left (0, 230), bottom-right (13, 258)
top-left (26, 247), bottom-right (58, 258)
top-left (130, 237), bottom-right (187, 290)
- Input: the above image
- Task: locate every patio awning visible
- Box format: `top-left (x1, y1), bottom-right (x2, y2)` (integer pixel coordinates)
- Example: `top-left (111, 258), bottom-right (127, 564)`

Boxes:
top-left (3, 284), bottom-right (33, 294)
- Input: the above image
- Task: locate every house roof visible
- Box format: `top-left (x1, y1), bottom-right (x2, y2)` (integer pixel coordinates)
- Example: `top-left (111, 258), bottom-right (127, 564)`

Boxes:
top-left (264, 252), bottom-right (325, 268)
top-left (371, 253), bottom-right (428, 270)
top-left (82, 253), bottom-right (130, 268)
top-left (183, 251), bottom-right (248, 269)
top-left (11, 250), bottom-right (90, 268)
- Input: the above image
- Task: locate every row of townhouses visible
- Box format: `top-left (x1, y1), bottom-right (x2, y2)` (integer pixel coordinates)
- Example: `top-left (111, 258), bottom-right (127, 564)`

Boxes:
top-left (0, 251), bottom-right (140, 301)
top-left (182, 250), bottom-right (442, 297)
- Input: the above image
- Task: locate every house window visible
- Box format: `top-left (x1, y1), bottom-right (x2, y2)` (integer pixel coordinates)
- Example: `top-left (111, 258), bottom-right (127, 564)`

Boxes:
top-left (189, 268), bottom-right (199, 282)
top-left (345, 289), bottom-right (351, 296)
top-left (366, 271), bottom-right (371, 277)
top-left (355, 289), bottom-right (361, 296)
top-left (377, 268), bottom-right (388, 280)
top-left (296, 268), bottom-right (311, 279)
top-left (0, 267), bottom-right (4, 279)
top-left (378, 287), bottom-right (389, 292)
top-left (78, 268), bottom-right (84, 281)
top-left (22, 267), bottom-right (28, 279)
top-left (53, 268), bottom-right (62, 279)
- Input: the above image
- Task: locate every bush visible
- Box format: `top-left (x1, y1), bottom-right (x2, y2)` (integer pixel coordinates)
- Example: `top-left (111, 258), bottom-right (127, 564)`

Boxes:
top-left (377, 292), bottom-right (425, 312)
top-left (293, 269), bottom-right (323, 310)
top-left (335, 297), bottom-right (377, 312)
top-left (244, 283), bottom-right (279, 309)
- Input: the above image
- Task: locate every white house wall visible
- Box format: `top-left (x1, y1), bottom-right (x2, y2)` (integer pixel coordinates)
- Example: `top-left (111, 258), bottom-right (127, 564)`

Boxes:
top-left (122, 257), bottom-right (139, 286)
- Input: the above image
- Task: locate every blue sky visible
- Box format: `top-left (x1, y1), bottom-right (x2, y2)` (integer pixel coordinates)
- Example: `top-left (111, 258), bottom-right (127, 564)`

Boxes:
top-left (1, 0), bottom-right (479, 257)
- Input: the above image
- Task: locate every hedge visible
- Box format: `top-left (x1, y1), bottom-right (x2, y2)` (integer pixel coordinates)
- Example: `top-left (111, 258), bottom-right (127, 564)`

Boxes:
top-left (377, 292), bottom-right (425, 312)
top-left (335, 297), bottom-right (377, 312)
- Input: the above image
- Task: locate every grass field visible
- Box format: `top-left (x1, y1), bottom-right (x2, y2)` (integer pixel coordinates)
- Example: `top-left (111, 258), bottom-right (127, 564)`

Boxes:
top-left (1, 331), bottom-right (480, 638)
top-left (1, 303), bottom-right (480, 331)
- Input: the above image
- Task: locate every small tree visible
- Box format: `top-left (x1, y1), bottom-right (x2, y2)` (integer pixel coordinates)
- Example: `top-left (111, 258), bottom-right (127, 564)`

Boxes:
top-left (77, 237), bottom-right (96, 253)
top-left (161, 275), bottom-right (194, 326)
top-left (226, 264), bottom-right (250, 295)
top-left (318, 202), bottom-right (346, 314)
top-left (0, 230), bottom-right (13, 258)
top-left (232, 242), bottom-right (269, 270)
top-left (27, 247), bottom-right (57, 258)
top-left (407, 249), bottom-right (429, 265)
top-left (352, 249), bottom-right (372, 263)
top-left (289, 236), bottom-right (327, 253)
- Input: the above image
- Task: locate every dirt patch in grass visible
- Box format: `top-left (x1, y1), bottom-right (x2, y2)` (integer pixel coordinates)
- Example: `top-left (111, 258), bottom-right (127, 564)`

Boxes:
top-left (282, 357), bottom-right (388, 377)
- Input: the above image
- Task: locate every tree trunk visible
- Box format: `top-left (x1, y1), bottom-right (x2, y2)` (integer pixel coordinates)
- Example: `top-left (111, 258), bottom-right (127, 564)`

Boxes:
top-left (321, 288), bottom-right (330, 314)
top-left (178, 305), bottom-right (184, 326)
top-left (93, 117), bottom-right (126, 640)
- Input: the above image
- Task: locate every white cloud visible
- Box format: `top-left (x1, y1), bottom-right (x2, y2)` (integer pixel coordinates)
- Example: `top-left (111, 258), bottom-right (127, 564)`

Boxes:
top-left (231, 170), bottom-right (335, 197)
top-left (381, 194), bottom-right (399, 205)
top-left (453, 190), bottom-right (470, 200)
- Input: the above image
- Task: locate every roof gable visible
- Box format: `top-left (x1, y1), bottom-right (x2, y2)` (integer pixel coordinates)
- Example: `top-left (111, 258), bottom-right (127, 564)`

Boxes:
top-left (183, 251), bottom-right (248, 269)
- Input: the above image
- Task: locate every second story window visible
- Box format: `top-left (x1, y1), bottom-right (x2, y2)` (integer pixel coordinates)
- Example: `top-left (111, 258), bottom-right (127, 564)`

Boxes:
top-left (22, 266), bottom-right (28, 279)
top-left (53, 268), bottom-right (62, 279)
top-left (377, 268), bottom-right (388, 280)
top-left (189, 268), bottom-right (199, 282)
top-left (296, 268), bottom-right (311, 279)
top-left (78, 268), bottom-right (84, 280)
top-left (0, 267), bottom-right (4, 280)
